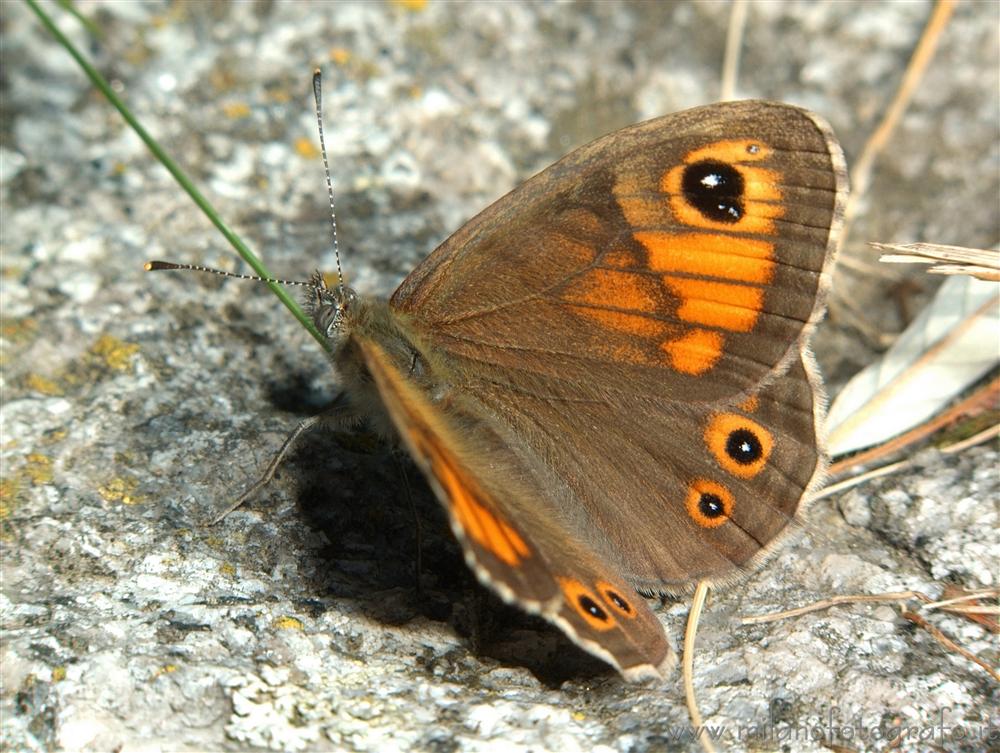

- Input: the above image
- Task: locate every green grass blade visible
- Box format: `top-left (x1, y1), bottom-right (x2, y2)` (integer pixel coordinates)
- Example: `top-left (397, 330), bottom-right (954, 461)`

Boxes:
top-left (25, 0), bottom-right (330, 351)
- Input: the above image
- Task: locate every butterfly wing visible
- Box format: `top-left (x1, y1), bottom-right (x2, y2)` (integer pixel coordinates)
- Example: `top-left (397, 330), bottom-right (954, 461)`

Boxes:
top-left (392, 100), bottom-right (846, 403)
top-left (387, 101), bottom-right (846, 591)
top-left (357, 337), bottom-right (676, 680)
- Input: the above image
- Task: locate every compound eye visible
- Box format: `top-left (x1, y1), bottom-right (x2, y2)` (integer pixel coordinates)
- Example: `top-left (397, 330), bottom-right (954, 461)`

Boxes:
top-left (314, 304), bottom-right (339, 337)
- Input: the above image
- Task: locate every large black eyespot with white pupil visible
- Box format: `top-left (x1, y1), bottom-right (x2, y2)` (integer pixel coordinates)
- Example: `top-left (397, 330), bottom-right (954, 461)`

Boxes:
top-left (726, 428), bottom-right (763, 465)
top-left (579, 595), bottom-right (609, 622)
top-left (699, 493), bottom-right (726, 519)
top-left (682, 160), bottom-right (745, 223)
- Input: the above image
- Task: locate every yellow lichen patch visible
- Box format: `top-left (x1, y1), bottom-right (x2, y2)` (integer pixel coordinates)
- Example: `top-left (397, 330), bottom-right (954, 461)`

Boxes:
top-left (267, 88), bottom-right (291, 104)
top-left (222, 102), bottom-right (251, 119)
top-left (210, 68), bottom-right (238, 92)
top-left (294, 136), bottom-right (320, 160)
top-left (44, 429), bottom-right (67, 444)
top-left (51, 666), bottom-right (67, 682)
top-left (98, 475), bottom-right (143, 505)
top-left (1, 316), bottom-right (37, 342)
top-left (24, 454), bottom-right (53, 485)
top-left (273, 616), bottom-right (304, 631)
top-left (90, 335), bottom-right (140, 372)
top-left (150, 664), bottom-right (177, 679)
top-left (0, 477), bottom-right (18, 518)
top-left (203, 534), bottom-right (226, 550)
top-left (330, 47), bottom-right (352, 65)
top-left (25, 374), bottom-right (63, 396)
top-left (393, 0), bottom-right (427, 10)
top-left (220, 561), bottom-right (236, 577)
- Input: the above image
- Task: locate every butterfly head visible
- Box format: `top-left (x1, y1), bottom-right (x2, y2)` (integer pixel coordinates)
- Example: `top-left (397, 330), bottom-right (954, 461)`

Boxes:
top-left (307, 270), bottom-right (358, 342)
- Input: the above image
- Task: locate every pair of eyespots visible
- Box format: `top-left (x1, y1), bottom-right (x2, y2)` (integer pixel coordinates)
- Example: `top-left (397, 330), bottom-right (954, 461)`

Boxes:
top-left (560, 577), bottom-right (637, 631)
top-left (688, 413), bottom-right (773, 528)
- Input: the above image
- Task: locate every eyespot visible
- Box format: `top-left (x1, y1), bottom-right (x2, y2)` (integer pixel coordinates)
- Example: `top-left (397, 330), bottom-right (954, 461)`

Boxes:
top-left (680, 160), bottom-right (745, 224)
top-left (658, 139), bottom-right (782, 235)
top-left (596, 580), bottom-right (638, 620)
top-left (705, 413), bottom-right (773, 478)
top-left (558, 577), bottom-right (616, 631)
top-left (685, 479), bottom-right (734, 528)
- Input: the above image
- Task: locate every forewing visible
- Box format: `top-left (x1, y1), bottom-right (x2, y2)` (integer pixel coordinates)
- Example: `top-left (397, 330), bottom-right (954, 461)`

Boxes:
top-left (392, 100), bottom-right (845, 403)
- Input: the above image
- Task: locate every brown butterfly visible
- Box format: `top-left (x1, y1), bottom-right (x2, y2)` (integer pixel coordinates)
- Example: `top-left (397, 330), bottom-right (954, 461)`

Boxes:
top-left (297, 99), bottom-right (847, 681)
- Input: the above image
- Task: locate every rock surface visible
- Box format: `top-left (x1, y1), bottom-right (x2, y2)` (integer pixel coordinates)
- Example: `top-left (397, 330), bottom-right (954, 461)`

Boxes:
top-left (3, 2), bottom-right (997, 752)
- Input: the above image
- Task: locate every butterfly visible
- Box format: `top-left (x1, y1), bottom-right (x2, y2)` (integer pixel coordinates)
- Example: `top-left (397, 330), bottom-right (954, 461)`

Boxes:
top-left (291, 100), bottom-right (844, 681)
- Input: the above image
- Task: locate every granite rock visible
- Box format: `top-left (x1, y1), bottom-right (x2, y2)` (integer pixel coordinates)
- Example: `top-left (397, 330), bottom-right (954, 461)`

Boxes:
top-left (3, 2), bottom-right (997, 752)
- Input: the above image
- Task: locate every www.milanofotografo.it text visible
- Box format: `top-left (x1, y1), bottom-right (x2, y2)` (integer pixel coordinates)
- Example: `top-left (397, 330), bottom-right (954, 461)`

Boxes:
top-left (651, 703), bottom-right (996, 746)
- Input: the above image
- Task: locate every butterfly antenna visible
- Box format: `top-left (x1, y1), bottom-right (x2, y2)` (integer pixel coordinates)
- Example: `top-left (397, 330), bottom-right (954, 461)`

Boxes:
top-left (312, 69), bottom-right (346, 301)
top-left (144, 260), bottom-right (317, 288)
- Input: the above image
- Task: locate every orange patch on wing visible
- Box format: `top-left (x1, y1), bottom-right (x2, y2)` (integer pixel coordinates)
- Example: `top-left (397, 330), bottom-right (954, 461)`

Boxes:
top-left (740, 166), bottom-right (783, 202)
top-left (661, 328), bottom-right (724, 375)
top-left (705, 413), bottom-right (774, 479)
top-left (562, 269), bottom-right (660, 313)
top-left (359, 341), bottom-right (533, 570)
top-left (664, 276), bottom-right (764, 332)
top-left (602, 248), bottom-right (639, 267)
top-left (558, 577), bottom-right (617, 631)
top-left (568, 305), bottom-right (667, 338)
top-left (615, 194), bottom-right (667, 228)
top-left (634, 232), bottom-right (775, 284)
top-left (668, 196), bottom-right (783, 235)
top-left (739, 394), bottom-right (760, 413)
top-left (431, 443), bottom-right (530, 566)
top-left (682, 139), bottom-right (771, 165)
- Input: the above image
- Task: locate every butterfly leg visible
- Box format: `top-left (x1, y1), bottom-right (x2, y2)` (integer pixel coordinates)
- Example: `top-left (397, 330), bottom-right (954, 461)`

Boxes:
top-left (205, 390), bottom-right (359, 525)
top-left (393, 456), bottom-right (424, 594)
